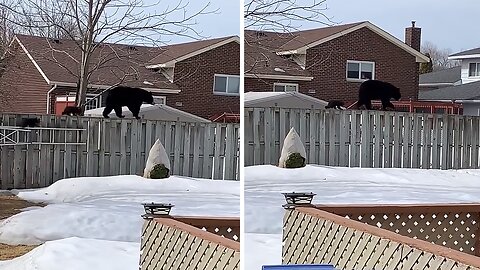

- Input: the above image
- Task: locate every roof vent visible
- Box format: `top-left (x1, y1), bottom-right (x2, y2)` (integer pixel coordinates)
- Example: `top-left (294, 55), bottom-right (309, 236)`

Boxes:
top-left (256, 32), bottom-right (267, 38)
top-left (128, 46), bottom-right (138, 51)
top-left (274, 67), bottom-right (285, 73)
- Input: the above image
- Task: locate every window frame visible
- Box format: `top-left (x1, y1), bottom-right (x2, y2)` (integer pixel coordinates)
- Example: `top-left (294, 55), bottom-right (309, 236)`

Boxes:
top-left (346, 60), bottom-right (375, 82)
top-left (153, 96), bottom-right (166, 105)
top-left (84, 94), bottom-right (102, 111)
top-left (273, 83), bottom-right (299, 92)
top-left (469, 62), bottom-right (480, 77)
top-left (213, 74), bottom-right (240, 96)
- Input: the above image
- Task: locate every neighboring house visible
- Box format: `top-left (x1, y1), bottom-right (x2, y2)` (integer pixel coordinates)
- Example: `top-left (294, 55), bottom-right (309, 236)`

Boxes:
top-left (244, 91), bottom-right (328, 109)
top-left (419, 47), bottom-right (480, 116)
top-left (0, 34), bottom-right (240, 120)
top-left (245, 21), bottom-right (429, 105)
top-left (419, 66), bottom-right (461, 91)
top-left (450, 47), bottom-right (480, 85)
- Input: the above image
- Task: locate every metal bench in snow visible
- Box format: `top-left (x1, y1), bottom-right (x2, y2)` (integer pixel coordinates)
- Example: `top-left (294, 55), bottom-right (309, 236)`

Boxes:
top-left (262, 265), bottom-right (336, 270)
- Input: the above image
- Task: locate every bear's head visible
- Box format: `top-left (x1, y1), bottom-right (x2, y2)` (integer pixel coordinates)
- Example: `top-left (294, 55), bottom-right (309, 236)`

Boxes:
top-left (142, 90), bottom-right (155, 105)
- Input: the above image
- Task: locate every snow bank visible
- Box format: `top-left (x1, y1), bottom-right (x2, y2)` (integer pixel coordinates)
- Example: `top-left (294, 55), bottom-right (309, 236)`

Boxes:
top-left (0, 238), bottom-right (139, 270)
top-left (0, 175), bottom-right (239, 245)
top-left (245, 165), bottom-right (480, 269)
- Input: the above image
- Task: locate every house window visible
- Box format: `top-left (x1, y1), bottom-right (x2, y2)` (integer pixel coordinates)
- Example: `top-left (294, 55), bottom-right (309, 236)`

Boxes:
top-left (153, 96), bottom-right (166, 105)
top-left (213, 74), bottom-right (240, 95)
top-left (469, 63), bottom-right (480, 77)
top-left (85, 94), bottom-right (102, 111)
top-left (346, 60), bottom-right (375, 81)
top-left (273, 83), bottom-right (298, 92)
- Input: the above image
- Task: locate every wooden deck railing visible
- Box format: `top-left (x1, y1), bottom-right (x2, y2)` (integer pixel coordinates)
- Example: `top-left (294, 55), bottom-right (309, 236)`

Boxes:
top-left (140, 216), bottom-right (239, 270)
top-left (313, 203), bottom-right (480, 256)
top-left (283, 206), bottom-right (480, 270)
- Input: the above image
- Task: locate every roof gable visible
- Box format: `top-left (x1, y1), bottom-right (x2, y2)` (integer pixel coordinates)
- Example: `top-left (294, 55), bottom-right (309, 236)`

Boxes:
top-left (146, 36), bottom-right (239, 68)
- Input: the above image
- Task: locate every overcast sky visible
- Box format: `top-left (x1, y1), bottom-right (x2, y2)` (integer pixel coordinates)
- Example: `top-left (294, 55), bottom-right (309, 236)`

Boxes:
top-left (162, 0), bottom-right (479, 53)
top-left (299, 0), bottom-right (480, 53)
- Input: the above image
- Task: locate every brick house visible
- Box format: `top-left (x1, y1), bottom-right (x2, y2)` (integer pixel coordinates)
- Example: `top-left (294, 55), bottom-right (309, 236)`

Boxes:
top-left (245, 21), bottom-right (429, 105)
top-left (0, 34), bottom-right (240, 120)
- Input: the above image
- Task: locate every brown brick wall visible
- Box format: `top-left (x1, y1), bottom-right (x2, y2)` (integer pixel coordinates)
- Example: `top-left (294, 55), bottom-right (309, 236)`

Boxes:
top-left (167, 42), bottom-right (240, 119)
top-left (302, 27), bottom-right (419, 104)
top-left (244, 77), bottom-right (309, 93)
top-left (0, 44), bottom-right (51, 114)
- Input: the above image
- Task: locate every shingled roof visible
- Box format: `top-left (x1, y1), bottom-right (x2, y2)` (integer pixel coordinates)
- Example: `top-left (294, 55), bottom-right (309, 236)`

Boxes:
top-left (449, 47), bottom-right (480, 59)
top-left (419, 81), bottom-right (480, 100)
top-left (14, 34), bottom-right (239, 92)
top-left (419, 66), bottom-right (461, 85)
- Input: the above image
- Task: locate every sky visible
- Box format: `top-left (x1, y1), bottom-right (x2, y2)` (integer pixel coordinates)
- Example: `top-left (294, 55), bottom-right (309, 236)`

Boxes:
top-left (288, 0), bottom-right (480, 53)
top-left (131, 1), bottom-right (479, 53)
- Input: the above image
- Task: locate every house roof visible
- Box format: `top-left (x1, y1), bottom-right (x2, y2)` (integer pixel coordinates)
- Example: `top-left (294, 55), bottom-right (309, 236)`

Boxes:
top-left (419, 66), bottom-right (461, 85)
top-left (146, 36), bottom-right (239, 68)
top-left (244, 91), bottom-right (328, 107)
top-left (245, 21), bottom-right (429, 79)
top-left (449, 47), bottom-right (480, 59)
top-left (13, 34), bottom-right (238, 93)
top-left (15, 34), bottom-right (179, 92)
top-left (244, 31), bottom-right (312, 79)
top-left (418, 81), bottom-right (480, 101)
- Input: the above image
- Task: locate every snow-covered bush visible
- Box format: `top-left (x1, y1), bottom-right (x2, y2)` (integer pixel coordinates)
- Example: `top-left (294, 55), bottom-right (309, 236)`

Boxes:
top-left (143, 139), bottom-right (171, 179)
top-left (278, 127), bottom-right (306, 168)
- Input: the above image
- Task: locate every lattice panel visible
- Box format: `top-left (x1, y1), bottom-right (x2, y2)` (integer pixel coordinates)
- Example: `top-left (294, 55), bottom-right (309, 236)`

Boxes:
top-left (339, 212), bottom-right (480, 255)
top-left (140, 220), bottom-right (240, 270)
top-left (283, 209), bottom-right (480, 270)
top-left (197, 226), bottom-right (240, 242)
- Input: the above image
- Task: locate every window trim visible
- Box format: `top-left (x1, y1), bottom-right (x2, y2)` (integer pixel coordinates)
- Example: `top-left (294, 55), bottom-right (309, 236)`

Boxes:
top-left (273, 82), bottom-right (299, 92)
top-left (213, 74), bottom-right (240, 96)
top-left (468, 62), bottom-right (480, 78)
top-left (346, 60), bottom-right (375, 82)
top-left (153, 95), bottom-right (166, 105)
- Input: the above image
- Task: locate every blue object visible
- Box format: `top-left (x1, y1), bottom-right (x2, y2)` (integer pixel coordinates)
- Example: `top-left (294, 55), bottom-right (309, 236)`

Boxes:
top-left (262, 264), bottom-right (335, 270)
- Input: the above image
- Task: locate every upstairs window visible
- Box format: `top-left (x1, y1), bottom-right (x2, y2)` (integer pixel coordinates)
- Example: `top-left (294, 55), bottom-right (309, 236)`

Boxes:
top-left (346, 60), bottom-right (375, 81)
top-left (273, 83), bottom-right (298, 92)
top-left (153, 96), bottom-right (166, 105)
top-left (469, 63), bottom-right (480, 77)
top-left (213, 74), bottom-right (240, 95)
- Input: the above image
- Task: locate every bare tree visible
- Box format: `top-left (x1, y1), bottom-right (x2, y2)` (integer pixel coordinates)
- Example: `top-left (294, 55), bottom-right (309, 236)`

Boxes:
top-left (421, 41), bottom-right (460, 72)
top-left (1, 0), bottom-right (214, 112)
top-left (244, 0), bottom-right (333, 32)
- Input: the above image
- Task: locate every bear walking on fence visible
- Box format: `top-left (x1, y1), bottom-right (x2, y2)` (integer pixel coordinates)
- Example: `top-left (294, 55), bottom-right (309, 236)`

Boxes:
top-left (102, 86), bottom-right (155, 119)
top-left (357, 80), bottom-right (401, 111)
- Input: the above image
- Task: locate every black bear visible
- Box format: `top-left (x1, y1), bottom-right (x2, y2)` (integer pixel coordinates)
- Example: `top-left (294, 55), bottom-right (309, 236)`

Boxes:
top-left (357, 80), bottom-right (401, 110)
top-left (20, 117), bottom-right (40, 128)
top-left (62, 106), bottom-right (82, 116)
top-left (325, 100), bottom-right (345, 110)
top-left (102, 86), bottom-right (154, 119)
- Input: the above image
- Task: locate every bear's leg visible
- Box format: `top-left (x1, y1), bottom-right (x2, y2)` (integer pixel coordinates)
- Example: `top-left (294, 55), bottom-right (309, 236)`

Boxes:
top-left (363, 100), bottom-right (372, 110)
top-left (102, 106), bottom-right (113, 118)
top-left (381, 99), bottom-right (391, 110)
top-left (127, 104), bottom-right (141, 119)
top-left (113, 106), bottom-right (125, 118)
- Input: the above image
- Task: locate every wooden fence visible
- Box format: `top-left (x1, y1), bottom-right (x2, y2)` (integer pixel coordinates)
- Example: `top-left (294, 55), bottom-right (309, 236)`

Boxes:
top-left (140, 216), bottom-right (240, 270)
top-left (0, 113), bottom-right (240, 189)
top-left (283, 206), bottom-right (480, 270)
top-left (245, 108), bottom-right (480, 169)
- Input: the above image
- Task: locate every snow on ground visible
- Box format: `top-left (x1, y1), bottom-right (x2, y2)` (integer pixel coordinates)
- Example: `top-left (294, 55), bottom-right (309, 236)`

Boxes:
top-left (0, 175), bottom-right (239, 270)
top-left (0, 238), bottom-right (139, 270)
top-left (245, 165), bottom-right (480, 270)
